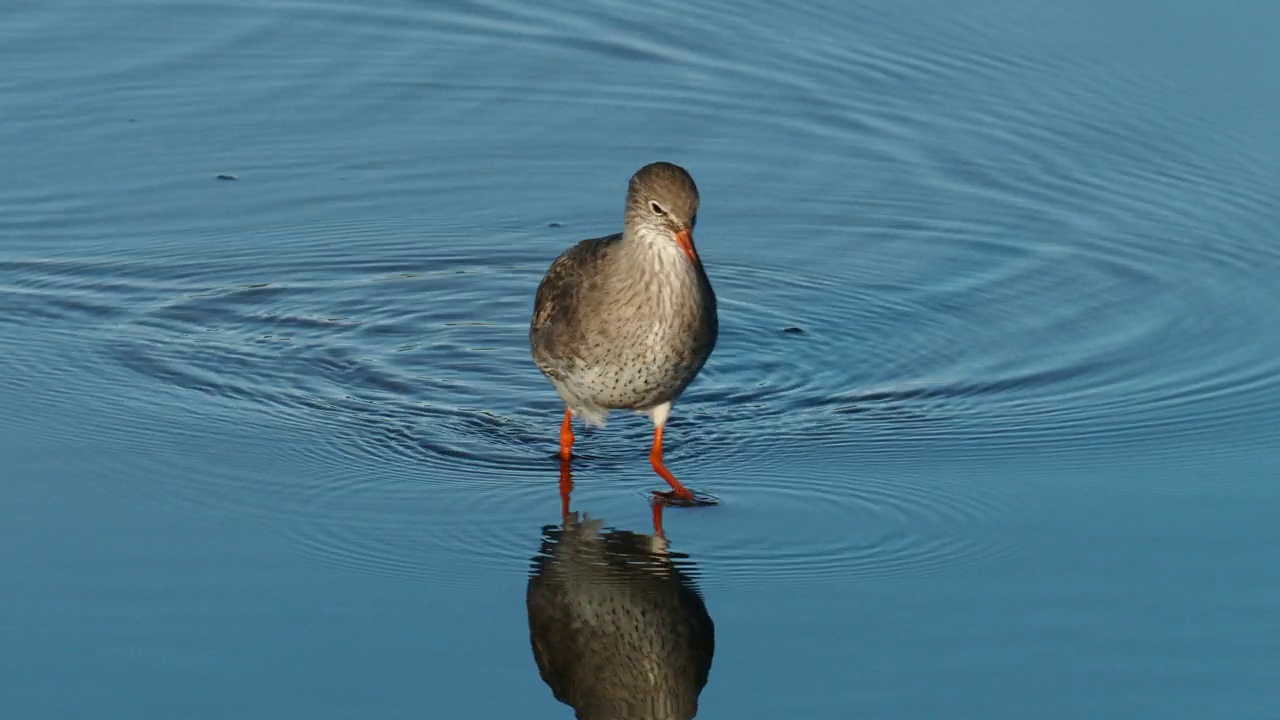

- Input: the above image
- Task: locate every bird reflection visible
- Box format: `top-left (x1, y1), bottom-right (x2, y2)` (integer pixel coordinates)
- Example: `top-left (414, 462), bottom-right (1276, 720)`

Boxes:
top-left (527, 460), bottom-right (715, 719)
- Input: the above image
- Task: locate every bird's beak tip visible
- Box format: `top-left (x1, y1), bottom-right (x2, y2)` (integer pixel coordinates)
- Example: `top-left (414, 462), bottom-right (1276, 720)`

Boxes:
top-left (674, 228), bottom-right (699, 264)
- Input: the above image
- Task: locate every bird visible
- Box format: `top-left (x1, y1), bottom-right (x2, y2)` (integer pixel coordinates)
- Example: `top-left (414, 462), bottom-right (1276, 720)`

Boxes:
top-left (527, 509), bottom-right (716, 720)
top-left (530, 161), bottom-right (717, 504)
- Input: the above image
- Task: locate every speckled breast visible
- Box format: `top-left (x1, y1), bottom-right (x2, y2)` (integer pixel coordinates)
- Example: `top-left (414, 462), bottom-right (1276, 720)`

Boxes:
top-left (574, 291), bottom-right (717, 410)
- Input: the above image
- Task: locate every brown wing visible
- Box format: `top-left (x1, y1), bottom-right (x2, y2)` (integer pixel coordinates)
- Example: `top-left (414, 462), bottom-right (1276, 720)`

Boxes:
top-left (530, 233), bottom-right (621, 362)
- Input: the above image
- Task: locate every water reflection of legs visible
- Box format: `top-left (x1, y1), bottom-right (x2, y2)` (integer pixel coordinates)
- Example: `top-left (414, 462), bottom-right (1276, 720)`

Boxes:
top-left (558, 456), bottom-right (573, 520)
top-left (529, 476), bottom-right (715, 719)
top-left (559, 456), bottom-right (668, 538)
top-left (651, 498), bottom-right (667, 538)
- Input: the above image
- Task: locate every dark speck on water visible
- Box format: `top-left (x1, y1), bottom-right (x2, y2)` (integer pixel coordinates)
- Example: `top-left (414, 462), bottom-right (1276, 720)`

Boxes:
top-left (3, 1), bottom-right (1280, 718)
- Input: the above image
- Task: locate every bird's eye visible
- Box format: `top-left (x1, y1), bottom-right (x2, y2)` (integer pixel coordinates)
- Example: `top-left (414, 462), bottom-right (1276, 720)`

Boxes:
top-left (649, 202), bottom-right (667, 216)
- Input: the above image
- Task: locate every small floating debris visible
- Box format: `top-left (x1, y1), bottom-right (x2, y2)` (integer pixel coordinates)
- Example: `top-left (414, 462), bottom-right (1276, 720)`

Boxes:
top-left (215, 174), bottom-right (238, 181)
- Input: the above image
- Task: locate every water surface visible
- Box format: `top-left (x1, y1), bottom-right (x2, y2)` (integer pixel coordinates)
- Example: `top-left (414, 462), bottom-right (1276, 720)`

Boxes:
top-left (3, 1), bottom-right (1279, 717)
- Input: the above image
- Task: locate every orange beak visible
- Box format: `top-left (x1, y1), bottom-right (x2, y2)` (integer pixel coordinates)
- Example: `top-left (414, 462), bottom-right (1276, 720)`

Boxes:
top-left (674, 228), bottom-right (699, 265)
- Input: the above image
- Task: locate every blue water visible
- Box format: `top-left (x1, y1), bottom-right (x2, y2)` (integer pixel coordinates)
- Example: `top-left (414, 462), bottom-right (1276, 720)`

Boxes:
top-left (3, 1), bottom-right (1279, 717)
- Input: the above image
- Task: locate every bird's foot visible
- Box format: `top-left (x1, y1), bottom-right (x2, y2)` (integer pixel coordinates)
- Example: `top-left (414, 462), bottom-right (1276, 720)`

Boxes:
top-left (651, 488), bottom-right (720, 507)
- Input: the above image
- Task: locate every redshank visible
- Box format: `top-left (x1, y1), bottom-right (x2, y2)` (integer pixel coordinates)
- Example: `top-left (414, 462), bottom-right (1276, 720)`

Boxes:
top-left (530, 161), bottom-right (717, 504)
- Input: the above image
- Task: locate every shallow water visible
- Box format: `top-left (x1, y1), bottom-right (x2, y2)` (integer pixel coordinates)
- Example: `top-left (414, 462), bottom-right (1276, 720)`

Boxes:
top-left (4, 0), bottom-right (1280, 717)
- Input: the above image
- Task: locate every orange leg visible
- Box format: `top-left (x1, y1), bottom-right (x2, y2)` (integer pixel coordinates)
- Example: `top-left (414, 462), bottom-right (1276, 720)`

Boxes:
top-left (649, 425), bottom-right (695, 502)
top-left (558, 456), bottom-right (573, 520)
top-left (558, 408), bottom-right (575, 460)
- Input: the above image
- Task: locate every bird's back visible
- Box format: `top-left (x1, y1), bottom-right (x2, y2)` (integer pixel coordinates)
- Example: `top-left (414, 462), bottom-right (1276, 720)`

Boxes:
top-left (529, 233), bottom-right (621, 372)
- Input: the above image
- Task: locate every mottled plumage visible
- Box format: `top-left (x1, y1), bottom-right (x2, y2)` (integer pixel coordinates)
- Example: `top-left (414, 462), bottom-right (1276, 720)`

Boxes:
top-left (530, 162), bottom-right (717, 503)
top-left (527, 512), bottom-right (715, 720)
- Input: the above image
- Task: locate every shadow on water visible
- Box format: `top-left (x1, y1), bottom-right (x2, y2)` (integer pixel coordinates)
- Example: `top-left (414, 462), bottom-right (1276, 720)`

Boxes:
top-left (527, 464), bottom-right (715, 720)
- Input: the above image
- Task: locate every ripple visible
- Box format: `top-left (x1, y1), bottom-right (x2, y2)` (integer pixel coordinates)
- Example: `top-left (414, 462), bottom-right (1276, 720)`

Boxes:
top-left (4, 0), bottom-right (1279, 598)
top-left (64, 222), bottom-right (1018, 589)
top-left (9, 161), bottom-right (1280, 590)
top-left (284, 466), bottom-right (558, 587)
top-left (689, 466), bottom-right (1013, 587)
top-left (273, 458), bottom-right (1012, 590)
top-left (681, 224), bottom-right (1280, 469)
top-left (105, 247), bottom-right (556, 481)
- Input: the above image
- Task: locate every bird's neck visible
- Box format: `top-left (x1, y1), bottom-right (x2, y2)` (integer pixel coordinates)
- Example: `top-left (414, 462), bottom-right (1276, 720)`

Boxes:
top-left (610, 230), bottom-right (714, 336)
top-left (619, 227), bottom-right (701, 284)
